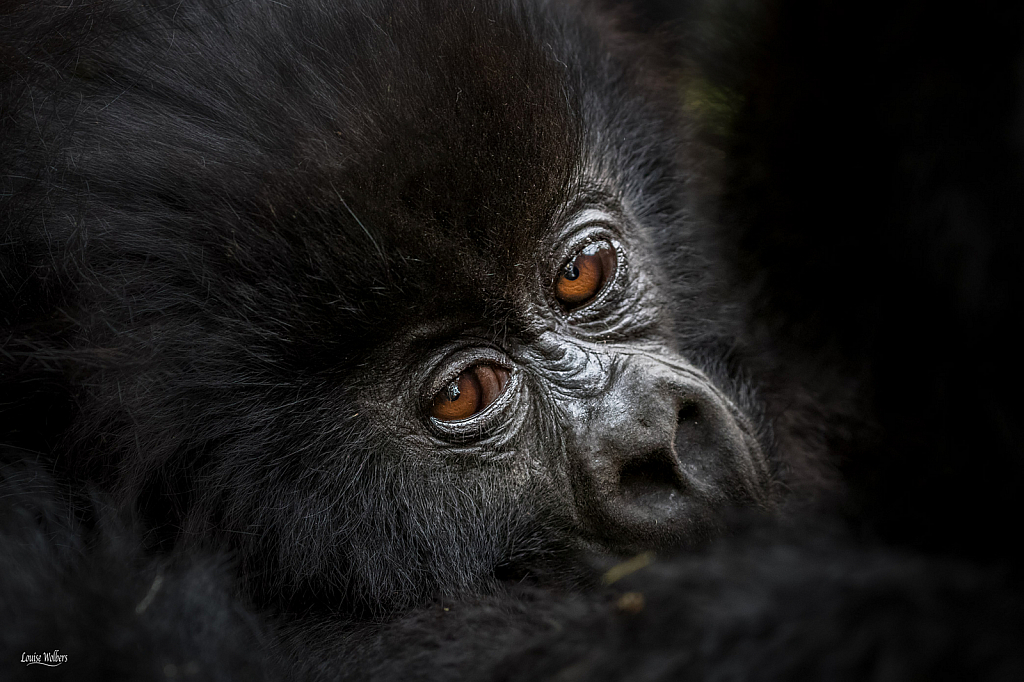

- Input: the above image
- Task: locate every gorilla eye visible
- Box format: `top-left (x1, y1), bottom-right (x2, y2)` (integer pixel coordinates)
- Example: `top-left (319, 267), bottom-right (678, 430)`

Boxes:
top-left (555, 241), bottom-right (617, 309)
top-left (430, 362), bottom-right (511, 422)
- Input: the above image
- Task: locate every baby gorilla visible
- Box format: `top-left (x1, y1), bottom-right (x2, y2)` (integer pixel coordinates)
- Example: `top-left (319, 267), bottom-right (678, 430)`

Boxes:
top-left (5, 1), bottom-right (1023, 680)
top-left (0, 0), bottom-right (769, 621)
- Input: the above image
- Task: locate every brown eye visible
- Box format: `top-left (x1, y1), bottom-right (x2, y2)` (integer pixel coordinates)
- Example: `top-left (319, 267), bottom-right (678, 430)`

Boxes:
top-left (554, 241), bottom-right (617, 309)
top-left (430, 362), bottom-right (510, 422)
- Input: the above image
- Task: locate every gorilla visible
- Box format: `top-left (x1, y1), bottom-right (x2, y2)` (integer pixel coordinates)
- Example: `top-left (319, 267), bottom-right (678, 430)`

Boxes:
top-left (0, 0), bottom-right (1021, 680)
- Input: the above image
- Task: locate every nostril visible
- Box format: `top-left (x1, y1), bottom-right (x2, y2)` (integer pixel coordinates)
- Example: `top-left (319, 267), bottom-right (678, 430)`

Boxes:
top-left (618, 455), bottom-right (684, 502)
top-left (678, 400), bottom-right (700, 423)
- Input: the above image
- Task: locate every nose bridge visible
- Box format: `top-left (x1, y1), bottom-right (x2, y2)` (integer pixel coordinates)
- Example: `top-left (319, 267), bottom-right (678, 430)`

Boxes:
top-left (568, 347), bottom-right (709, 446)
top-left (586, 355), bottom-right (680, 445)
top-left (525, 331), bottom-right (617, 403)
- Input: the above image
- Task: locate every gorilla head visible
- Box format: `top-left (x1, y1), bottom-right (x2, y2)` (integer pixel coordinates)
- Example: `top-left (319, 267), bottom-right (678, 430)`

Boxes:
top-left (0, 0), bottom-right (770, 611)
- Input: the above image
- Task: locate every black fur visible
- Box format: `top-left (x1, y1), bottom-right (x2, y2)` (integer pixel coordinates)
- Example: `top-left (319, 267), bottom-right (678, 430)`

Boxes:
top-left (1, 0), bottom-right (1022, 679)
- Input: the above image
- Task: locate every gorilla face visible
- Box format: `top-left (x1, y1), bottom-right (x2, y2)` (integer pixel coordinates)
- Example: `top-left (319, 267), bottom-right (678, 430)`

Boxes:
top-left (361, 203), bottom-right (770, 558)
top-left (266, 200), bottom-right (771, 609)
top-left (0, 0), bottom-right (770, 610)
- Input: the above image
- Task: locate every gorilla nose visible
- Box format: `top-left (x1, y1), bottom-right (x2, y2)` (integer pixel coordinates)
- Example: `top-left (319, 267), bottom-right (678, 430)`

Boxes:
top-left (568, 361), bottom-right (769, 549)
top-left (616, 442), bottom-right (686, 506)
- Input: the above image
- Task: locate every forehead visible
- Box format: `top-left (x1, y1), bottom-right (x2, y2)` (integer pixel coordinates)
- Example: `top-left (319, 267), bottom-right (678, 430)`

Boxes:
top-left (269, 2), bottom-right (603, 332)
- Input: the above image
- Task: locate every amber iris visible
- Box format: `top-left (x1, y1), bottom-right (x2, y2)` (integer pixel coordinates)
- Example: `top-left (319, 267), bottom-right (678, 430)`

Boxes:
top-left (431, 363), bottom-right (511, 421)
top-left (555, 241), bottom-right (616, 308)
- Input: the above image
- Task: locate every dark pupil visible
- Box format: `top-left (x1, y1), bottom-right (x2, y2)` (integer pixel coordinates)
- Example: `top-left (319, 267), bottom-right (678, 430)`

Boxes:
top-left (563, 263), bottom-right (580, 280)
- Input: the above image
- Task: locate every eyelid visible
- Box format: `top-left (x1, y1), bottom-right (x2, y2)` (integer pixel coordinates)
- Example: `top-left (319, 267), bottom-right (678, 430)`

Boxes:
top-left (422, 345), bottom-right (510, 402)
top-left (562, 208), bottom-right (620, 234)
top-left (548, 208), bottom-right (622, 274)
